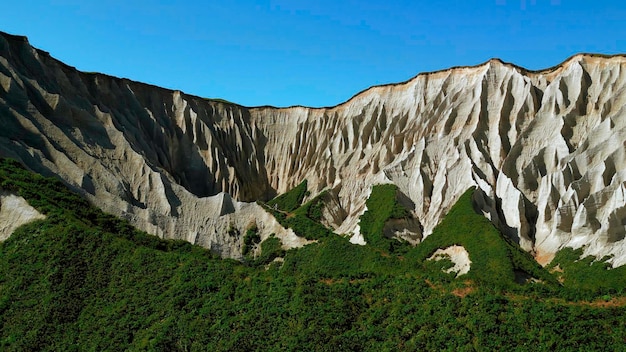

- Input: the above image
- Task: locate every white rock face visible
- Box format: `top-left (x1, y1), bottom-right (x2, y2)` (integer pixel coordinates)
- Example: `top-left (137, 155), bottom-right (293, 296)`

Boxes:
top-left (428, 246), bottom-right (472, 276)
top-left (1, 32), bottom-right (626, 265)
top-left (0, 191), bottom-right (45, 241)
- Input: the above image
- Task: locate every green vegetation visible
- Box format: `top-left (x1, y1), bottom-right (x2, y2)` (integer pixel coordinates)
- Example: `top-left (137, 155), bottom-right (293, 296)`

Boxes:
top-left (254, 234), bottom-right (285, 266)
top-left (293, 190), bottom-right (328, 222)
top-left (0, 159), bottom-right (625, 351)
top-left (358, 184), bottom-right (412, 253)
top-left (261, 202), bottom-right (333, 241)
top-left (282, 213), bottom-right (333, 240)
top-left (242, 224), bottom-right (260, 256)
top-left (266, 180), bottom-right (308, 212)
top-left (262, 182), bottom-right (333, 240)
top-left (243, 224), bottom-right (284, 266)
top-left (548, 247), bottom-right (626, 300)
top-left (408, 188), bottom-right (557, 289)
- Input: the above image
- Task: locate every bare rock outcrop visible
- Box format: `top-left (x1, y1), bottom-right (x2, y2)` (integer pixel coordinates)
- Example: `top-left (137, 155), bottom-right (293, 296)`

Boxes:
top-left (0, 191), bottom-right (45, 241)
top-left (428, 245), bottom-right (472, 277)
top-left (1, 31), bottom-right (626, 265)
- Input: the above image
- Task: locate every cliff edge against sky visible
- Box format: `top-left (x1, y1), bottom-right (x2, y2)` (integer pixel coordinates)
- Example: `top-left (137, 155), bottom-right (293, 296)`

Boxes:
top-left (1, 31), bottom-right (626, 266)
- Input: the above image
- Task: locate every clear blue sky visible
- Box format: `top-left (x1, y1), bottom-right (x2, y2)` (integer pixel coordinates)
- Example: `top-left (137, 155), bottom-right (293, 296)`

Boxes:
top-left (2, 1), bottom-right (625, 107)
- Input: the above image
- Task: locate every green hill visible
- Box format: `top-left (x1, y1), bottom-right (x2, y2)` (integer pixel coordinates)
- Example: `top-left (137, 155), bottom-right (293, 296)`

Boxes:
top-left (1, 159), bottom-right (625, 351)
top-left (407, 188), bottom-right (558, 289)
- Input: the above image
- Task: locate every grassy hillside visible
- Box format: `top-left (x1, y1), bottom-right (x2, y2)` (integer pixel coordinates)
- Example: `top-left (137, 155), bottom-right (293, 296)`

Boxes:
top-left (358, 184), bottom-right (413, 254)
top-left (262, 182), bottom-right (333, 240)
top-left (1, 159), bottom-right (625, 351)
top-left (548, 247), bottom-right (626, 300)
top-left (407, 188), bottom-right (558, 289)
top-left (266, 180), bottom-right (308, 212)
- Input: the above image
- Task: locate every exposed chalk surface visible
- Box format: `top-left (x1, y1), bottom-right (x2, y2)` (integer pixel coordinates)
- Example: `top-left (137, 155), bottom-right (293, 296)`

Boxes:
top-left (1, 32), bottom-right (626, 265)
top-left (428, 245), bottom-right (472, 276)
top-left (0, 191), bottom-right (46, 241)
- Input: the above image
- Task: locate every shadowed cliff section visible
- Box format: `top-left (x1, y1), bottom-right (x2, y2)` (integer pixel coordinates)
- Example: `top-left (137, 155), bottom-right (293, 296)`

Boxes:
top-left (0, 32), bottom-right (299, 258)
top-left (1, 30), bottom-right (626, 265)
top-left (0, 33), bottom-right (272, 201)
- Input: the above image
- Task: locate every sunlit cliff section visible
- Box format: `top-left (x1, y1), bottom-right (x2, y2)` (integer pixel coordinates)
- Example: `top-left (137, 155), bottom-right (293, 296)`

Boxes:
top-left (1, 31), bottom-right (626, 265)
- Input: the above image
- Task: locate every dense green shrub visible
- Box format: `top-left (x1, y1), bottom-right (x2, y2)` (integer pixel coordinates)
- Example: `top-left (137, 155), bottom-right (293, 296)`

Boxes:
top-left (266, 180), bottom-right (308, 212)
top-left (254, 235), bottom-right (285, 265)
top-left (358, 184), bottom-right (411, 254)
top-left (407, 188), bottom-right (558, 289)
top-left (293, 190), bottom-right (328, 222)
top-left (548, 247), bottom-right (626, 300)
top-left (261, 195), bottom-right (333, 241)
top-left (242, 224), bottom-right (261, 256)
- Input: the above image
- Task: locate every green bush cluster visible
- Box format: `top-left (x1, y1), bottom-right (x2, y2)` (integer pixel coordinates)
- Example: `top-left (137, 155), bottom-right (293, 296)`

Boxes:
top-left (255, 235), bottom-right (285, 266)
top-left (358, 184), bottom-right (411, 254)
top-left (261, 191), bottom-right (333, 241)
top-left (242, 225), bottom-right (261, 256)
top-left (266, 180), bottom-right (308, 212)
top-left (408, 188), bottom-right (557, 289)
top-left (548, 247), bottom-right (626, 300)
top-left (293, 190), bottom-right (328, 222)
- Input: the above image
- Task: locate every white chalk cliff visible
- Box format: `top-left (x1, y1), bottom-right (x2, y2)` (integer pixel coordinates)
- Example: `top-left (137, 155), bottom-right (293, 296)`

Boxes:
top-left (1, 31), bottom-right (626, 266)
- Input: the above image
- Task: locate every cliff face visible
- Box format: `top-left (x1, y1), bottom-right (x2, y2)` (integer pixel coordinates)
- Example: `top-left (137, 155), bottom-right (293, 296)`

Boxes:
top-left (1, 31), bottom-right (626, 265)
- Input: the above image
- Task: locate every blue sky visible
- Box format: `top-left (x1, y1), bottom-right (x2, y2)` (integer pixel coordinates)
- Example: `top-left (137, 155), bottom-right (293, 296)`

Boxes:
top-left (3, 1), bottom-right (625, 107)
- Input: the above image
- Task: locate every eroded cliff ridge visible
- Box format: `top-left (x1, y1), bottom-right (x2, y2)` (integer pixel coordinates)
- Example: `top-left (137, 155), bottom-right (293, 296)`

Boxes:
top-left (1, 31), bottom-right (626, 265)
